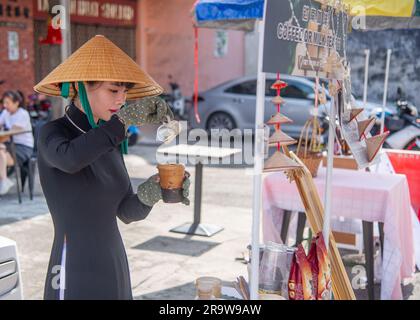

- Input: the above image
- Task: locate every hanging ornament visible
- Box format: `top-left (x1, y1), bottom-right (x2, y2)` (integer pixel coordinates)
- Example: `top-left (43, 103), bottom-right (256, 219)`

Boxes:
top-left (272, 96), bottom-right (285, 105)
top-left (268, 130), bottom-right (296, 147)
top-left (267, 113), bottom-right (292, 126)
top-left (271, 80), bottom-right (288, 91)
top-left (357, 117), bottom-right (376, 141)
top-left (348, 108), bottom-right (364, 122)
top-left (324, 51), bottom-right (344, 79)
top-left (39, 18), bottom-right (63, 45)
top-left (365, 132), bottom-right (390, 162)
top-left (263, 74), bottom-right (301, 173)
top-left (319, 83), bottom-right (327, 105)
top-left (328, 81), bottom-right (339, 97)
top-left (264, 151), bottom-right (302, 172)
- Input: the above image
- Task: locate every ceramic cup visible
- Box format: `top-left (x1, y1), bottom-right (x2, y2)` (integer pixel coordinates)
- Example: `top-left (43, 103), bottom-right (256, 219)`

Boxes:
top-left (157, 163), bottom-right (185, 203)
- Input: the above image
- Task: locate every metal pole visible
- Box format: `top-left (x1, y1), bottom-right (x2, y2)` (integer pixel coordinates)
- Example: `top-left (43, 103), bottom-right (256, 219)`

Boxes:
top-left (250, 17), bottom-right (267, 300)
top-left (323, 82), bottom-right (336, 249)
top-left (193, 161), bottom-right (203, 225)
top-left (381, 49), bottom-right (392, 134)
top-left (60, 0), bottom-right (71, 117)
top-left (363, 49), bottom-right (370, 108)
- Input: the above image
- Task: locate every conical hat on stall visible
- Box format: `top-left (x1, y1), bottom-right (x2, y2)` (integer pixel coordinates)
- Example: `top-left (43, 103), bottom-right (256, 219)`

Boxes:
top-left (270, 80), bottom-right (288, 90)
top-left (268, 130), bottom-right (297, 146)
top-left (263, 151), bottom-right (302, 172)
top-left (271, 96), bottom-right (285, 105)
top-left (358, 117), bottom-right (376, 140)
top-left (34, 35), bottom-right (163, 100)
top-left (366, 132), bottom-right (389, 162)
top-left (267, 113), bottom-right (293, 125)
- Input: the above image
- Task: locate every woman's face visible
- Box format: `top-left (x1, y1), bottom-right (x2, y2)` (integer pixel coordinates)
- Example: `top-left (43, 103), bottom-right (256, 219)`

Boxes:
top-left (84, 81), bottom-right (128, 121)
top-left (3, 97), bottom-right (19, 113)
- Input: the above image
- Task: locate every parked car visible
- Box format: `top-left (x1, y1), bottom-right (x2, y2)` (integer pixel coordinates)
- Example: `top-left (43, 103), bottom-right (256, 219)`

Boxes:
top-left (187, 74), bottom-right (389, 139)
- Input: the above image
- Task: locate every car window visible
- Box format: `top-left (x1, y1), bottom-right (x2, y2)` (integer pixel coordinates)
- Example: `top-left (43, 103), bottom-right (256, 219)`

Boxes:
top-left (283, 81), bottom-right (312, 99)
top-left (265, 79), bottom-right (313, 99)
top-left (225, 80), bottom-right (257, 95)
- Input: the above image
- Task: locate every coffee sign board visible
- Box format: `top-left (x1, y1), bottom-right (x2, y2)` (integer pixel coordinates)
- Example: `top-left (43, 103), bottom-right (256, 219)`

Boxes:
top-left (262, 0), bottom-right (349, 80)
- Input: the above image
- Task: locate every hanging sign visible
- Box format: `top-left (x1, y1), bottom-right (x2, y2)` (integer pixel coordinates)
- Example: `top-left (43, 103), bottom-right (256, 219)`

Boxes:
top-left (263, 0), bottom-right (349, 80)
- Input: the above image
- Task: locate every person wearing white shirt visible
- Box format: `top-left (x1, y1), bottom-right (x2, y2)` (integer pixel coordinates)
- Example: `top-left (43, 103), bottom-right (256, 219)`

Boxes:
top-left (0, 91), bottom-right (34, 195)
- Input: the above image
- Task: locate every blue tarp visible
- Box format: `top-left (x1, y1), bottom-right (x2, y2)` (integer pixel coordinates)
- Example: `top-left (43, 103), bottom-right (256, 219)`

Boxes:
top-left (195, 0), bottom-right (264, 22)
top-left (194, 0), bottom-right (264, 30)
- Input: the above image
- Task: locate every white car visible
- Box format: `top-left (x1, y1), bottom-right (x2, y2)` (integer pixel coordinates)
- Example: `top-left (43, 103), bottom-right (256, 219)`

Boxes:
top-left (0, 236), bottom-right (23, 299)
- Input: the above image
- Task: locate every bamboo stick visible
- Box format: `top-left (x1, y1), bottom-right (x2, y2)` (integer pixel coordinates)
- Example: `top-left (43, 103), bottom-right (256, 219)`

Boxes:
top-left (288, 152), bottom-right (356, 300)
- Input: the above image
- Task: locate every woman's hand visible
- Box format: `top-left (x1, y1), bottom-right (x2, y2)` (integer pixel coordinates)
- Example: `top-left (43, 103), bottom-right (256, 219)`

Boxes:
top-left (136, 172), bottom-right (191, 207)
top-left (116, 96), bottom-right (174, 130)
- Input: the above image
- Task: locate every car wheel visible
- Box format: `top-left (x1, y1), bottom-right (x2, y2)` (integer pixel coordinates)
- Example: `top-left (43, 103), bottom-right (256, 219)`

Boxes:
top-left (206, 112), bottom-right (236, 132)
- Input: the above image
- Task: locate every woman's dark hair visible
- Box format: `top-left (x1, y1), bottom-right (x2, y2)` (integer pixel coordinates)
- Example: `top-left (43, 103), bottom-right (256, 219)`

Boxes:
top-left (59, 81), bottom-right (135, 103)
top-left (86, 81), bottom-right (135, 90)
top-left (1, 90), bottom-right (25, 108)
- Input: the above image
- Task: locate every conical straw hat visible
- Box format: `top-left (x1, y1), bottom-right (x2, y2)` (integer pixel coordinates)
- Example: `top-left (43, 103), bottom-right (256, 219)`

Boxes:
top-left (267, 113), bottom-right (292, 125)
top-left (366, 132), bottom-right (389, 162)
top-left (263, 151), bottom-right (302, 172)
top-left (357, 117), bottom-right (375, 140)
top-left (34, 35), bottom-right (163, 100)
top-left (268, 130), bottom-right (296, 146)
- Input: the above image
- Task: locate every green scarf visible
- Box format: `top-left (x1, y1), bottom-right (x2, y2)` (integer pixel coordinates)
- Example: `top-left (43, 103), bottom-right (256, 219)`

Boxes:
top-left (61, 82), bottom-right (128, 155)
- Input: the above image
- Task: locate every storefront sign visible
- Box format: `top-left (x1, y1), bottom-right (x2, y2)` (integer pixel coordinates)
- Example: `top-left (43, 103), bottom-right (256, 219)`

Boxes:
top-left (0, 21), bottom-right (27, 29)
top-left (263, 0), bottom-right (349, 80)
top-left (34, 0), bottom-right (137, 27)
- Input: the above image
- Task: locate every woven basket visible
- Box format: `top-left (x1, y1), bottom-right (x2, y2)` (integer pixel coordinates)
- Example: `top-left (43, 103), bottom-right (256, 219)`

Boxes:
top-left (296, 149), bottom-right (322, 177)
top-left (296, 117), bottom-right (323, 177)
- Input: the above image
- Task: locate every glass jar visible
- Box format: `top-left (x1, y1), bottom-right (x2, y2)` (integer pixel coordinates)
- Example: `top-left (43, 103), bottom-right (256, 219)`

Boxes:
top-left (196, 276), bottom-right (222, 299)
top-left (258, 242), bottom-right (294, 298)
top-left (195, 280), bottom-right (216, 300)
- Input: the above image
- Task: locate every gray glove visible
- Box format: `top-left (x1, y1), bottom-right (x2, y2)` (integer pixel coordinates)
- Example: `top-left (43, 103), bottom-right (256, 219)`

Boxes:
top-left (137, 173), bottom-right (190, 207)
top-left (116, 96), bottom-right (174, 130)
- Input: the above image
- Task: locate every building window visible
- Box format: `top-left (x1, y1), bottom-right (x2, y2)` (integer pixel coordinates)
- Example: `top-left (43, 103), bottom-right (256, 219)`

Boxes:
top-left (214, 30), bottom-right (228, 58)
top-left (8, 31), bottom-right (20, 61)
top-left (225, 80), bottom-right (257, 95)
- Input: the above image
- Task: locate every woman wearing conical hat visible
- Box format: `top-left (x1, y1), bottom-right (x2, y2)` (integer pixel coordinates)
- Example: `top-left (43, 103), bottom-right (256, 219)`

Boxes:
top-left (35, 35), bottom-right (190, 300)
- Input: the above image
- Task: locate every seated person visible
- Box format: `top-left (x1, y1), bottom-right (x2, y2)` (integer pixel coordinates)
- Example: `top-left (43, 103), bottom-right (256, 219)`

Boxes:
top-left (0, 91), bottom-right (34, 195)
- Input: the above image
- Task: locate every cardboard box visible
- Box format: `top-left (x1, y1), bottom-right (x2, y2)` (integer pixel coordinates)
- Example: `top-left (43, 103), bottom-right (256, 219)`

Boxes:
top-left (322, 155), bottom-right (358, 170)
